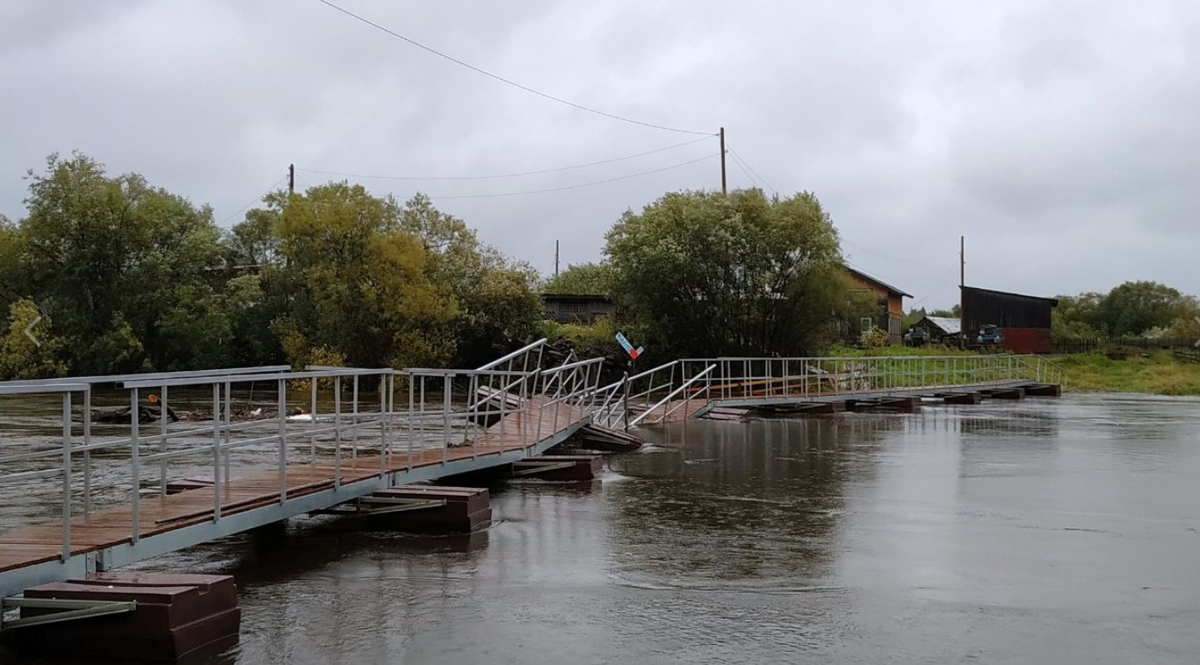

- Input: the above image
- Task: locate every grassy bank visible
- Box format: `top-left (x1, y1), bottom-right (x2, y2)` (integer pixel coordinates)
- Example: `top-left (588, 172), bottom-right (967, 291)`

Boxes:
top-left (1050, 352), bottom-right (1200, 396)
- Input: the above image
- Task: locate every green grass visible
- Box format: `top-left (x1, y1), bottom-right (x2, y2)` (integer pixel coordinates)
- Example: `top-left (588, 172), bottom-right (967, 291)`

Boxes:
top-left (826, 344), bottom-right (979, 358)
top-left (1051, 351), bottom-right (1200, 396)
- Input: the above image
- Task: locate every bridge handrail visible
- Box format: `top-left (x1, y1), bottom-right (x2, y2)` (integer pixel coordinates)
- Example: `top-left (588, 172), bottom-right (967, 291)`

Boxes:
top-left (475, 338), bottom-right (547, 371)
top-left (629, 364), bottom-right (716, 427)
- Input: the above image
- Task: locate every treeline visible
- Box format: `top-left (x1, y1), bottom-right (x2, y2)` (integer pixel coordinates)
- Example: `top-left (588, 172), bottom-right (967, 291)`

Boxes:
top-left (0, 153), bottom-right (541, 380)
top-left (1053, 281), bottom-right (1200, 340)
top-left (1, 154), bottom-right (874, 381)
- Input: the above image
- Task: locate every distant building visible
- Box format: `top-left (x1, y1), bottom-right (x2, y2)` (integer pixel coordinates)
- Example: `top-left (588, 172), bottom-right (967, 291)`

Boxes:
top-left (960, 286), bottom-right (1058, 354)
top-left (541, 293), bottom-right (617, 324)
top-left (846, 267), bottom-right (912, 344)
top-left (915, 315), bottom-right (962, 342)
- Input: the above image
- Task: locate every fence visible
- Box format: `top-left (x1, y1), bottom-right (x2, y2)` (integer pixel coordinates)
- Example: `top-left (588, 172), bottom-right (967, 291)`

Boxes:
top-left (1051, 337), bottom-right (1196, 354)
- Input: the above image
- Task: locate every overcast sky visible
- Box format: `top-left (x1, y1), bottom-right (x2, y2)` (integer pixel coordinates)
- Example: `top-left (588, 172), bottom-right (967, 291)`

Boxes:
top-left (2, 0), bottom-right (1198, 311)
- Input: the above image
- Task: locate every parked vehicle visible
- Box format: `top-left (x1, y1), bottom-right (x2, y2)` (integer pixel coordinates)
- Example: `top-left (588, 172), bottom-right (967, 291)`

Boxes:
top-left (977, 325), bottom-right (1003, 346)
top-left (904, 327), bottom-right (930, 347)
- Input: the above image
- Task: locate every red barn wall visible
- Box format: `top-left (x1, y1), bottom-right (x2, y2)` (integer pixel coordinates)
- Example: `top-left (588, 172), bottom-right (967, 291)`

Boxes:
top-left (1001, 328), bottom-right (1051, 354)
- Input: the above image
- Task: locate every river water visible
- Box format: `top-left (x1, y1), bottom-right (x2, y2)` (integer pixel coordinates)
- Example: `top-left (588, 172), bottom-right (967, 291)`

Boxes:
top-left (5, 393), bottom-right (1200, 664)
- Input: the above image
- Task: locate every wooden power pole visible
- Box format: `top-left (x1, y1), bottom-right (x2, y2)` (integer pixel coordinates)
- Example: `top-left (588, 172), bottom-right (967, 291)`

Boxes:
top-left (719, 127), bottom-right (727, 195)
top-left (959, 235), bottom-right (965, 288)
top-left (554, 240), bottom-right (560, 276)
top-left (288, 164), bottom-right (295, 195)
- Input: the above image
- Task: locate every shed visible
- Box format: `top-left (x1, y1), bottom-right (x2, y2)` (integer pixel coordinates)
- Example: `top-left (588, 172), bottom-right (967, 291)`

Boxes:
top-left (960, 286), bottom-right (1058, 354)
top-left (916, 316), bottom-right (962, 340)
top-left (541, 293), bottom-right (617, 324)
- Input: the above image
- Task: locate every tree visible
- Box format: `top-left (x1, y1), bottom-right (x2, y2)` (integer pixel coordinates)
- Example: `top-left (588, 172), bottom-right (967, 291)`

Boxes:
top-left (17, 153), bottom-right (227, 374)
top-left (1094, 281), bottom-right (1185, 337)
top-left (605, 188), bottom-right (849, 358)
top-left (0, 299), bottom-right (65, 380)
top-left (1052, 292), bottom-right (1103, 337)
top-left (543, 262), bottom-right (612, 296)
top-left (270, 184), bottom-right (457, 369)
top-left (399, 194), bottom-right (541, 364)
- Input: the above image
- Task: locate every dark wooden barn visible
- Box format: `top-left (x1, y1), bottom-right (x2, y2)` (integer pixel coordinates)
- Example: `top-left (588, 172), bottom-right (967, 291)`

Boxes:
top-left (960, 286), bottom-right (1058, 354)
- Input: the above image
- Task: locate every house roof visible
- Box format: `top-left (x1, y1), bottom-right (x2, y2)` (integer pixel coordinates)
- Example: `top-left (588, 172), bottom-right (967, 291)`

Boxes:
top-left (845, 266), bottom-right (913, 298)
top-left (922, 316), bottom-right (962, 335)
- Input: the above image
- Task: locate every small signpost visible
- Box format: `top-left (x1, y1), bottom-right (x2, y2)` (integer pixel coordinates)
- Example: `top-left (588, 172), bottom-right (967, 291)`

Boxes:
top-left (615, 332), bottom-right (643, 361)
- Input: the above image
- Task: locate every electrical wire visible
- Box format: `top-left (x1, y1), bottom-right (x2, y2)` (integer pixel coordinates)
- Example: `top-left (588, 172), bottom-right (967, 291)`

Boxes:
top-left (314, 0), bottom-right (711, 136)
top-left (424, 153), bottom-right (718, 199)
top-left (726, 145), bottom-right (776, 195)
top-left (298, 134), bottom-right (716, 181)
top-left (727, 150), bottom-right (764, 190)
top-left (218, 176), bottom-right (287, 225)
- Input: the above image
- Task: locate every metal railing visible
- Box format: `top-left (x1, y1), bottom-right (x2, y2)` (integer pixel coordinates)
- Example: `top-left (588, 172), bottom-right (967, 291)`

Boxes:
top-left (592, 354), bottom-right (1067, 427)
top-left (0, 345), bottom-right (604, 583)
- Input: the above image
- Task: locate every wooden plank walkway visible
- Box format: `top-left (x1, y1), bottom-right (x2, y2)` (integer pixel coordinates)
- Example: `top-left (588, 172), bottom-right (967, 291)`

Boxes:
top-left (0, 398), bottom-right (585, 576)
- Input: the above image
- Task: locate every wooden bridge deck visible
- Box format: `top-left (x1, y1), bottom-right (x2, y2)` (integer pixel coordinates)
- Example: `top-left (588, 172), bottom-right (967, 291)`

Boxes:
top-left (0, 399), bottom-right (585, 576)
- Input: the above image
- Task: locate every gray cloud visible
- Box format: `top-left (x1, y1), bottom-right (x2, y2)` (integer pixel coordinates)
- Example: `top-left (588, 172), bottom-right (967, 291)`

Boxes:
top-left (2, 0), bottom-right (1198, 311)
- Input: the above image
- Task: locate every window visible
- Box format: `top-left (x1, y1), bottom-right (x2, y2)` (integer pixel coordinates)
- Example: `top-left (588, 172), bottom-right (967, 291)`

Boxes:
top-left (860, 317), bottom-right (874, 333)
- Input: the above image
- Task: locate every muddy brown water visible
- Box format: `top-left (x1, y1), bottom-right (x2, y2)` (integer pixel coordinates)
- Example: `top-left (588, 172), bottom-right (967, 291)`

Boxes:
top-left (2, 393), bottom-right (1198, 664)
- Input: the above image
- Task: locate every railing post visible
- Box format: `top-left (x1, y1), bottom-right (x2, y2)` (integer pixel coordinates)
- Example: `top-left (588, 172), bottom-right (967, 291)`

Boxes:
top-left (159, 384), bottom-right (168, 498)
top-left (83, 386), bottom-right (92, 516)
top-left (310, 379), bottom-right (318, 464)
top-left (352, 375), bottom-right (359, 460)
top-left (622, 371), bottom-right (631, 433)
top-left (223, 381), bottom-right (232, 494)
top-left (407, 375), bottom-right (415, 473)
top-left (61, 391), bottom-right (72, 563)
top-left (334, 376), bottom-right (342, 490)
top-left (380, 374), bottom-right (389, 477)
top-left (279, 378), bottom-right (287, 504)
top-left (130, 387), bottom-right (140, 544)
top-left (212, 384), bottom-right (221, 522)
top-left (442, 377), bottom-right (451, 465)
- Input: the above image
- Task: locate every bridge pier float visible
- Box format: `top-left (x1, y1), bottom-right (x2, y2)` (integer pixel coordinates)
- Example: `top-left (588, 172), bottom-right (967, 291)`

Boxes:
top-left (982, 387), bottom-right (1026, 400)
top-left (1024, 384), bottom-right (1062, 397)
top-left (15, 573), bottom-right (239, 663)
top-left (361, 486), bottom-right (492, 534)
top-left (846, 397), bottom-right (921, 413)
top-left (941, 392), bottom-right (984, 404)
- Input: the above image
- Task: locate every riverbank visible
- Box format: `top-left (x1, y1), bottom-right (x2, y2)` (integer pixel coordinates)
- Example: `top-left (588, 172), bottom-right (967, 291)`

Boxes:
top-left (1049, 351), bottom-right (1200, 396)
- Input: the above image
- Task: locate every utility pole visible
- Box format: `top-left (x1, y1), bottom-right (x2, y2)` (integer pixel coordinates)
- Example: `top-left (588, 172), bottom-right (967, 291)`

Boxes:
top-left (288, 164), bottom-right (295, 195)
top-left (554, 240), bottom-right (560, 276)
top-left (719, 127), bottom-right (727, 195)
top-left (959, 235), bottom-right (965, 288)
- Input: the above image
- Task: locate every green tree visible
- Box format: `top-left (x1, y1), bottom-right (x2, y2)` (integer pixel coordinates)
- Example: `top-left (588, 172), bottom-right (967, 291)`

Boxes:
top-left (0, 299), bottom-right (66, 380)
top-left (1094, 281), bottom-right (1183, 337)
top-left (1052, 292), bottom-right (1103, 337)
top-left (270, 184), bottom-right (457, 369)
top-left (605, 188), bottom-right (848, 358)
top-left (543, 262), bottom-right (612, 296)
top-left (17, 153), bottom-right (227, 374)
top-left (399, 194), bottom-right (541, 364)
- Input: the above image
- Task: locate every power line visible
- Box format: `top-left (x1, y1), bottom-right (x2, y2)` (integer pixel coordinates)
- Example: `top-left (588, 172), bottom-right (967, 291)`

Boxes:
top-left (298, 134), bottom-right (716, 182)
top-left (728, 151), bottom-right (763, 190)
top-left (726, 145), bottom-right (776, 195)
top-left (218, 176), bottom-right (287, 225)
top-left (314, 0), bottom-right (711, 136)
top-left (424, 153), bottom-right (718, 199)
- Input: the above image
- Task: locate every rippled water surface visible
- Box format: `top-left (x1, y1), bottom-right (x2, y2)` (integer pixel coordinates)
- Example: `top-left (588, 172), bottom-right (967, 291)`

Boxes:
top-left (6, 393), bottom-right (1200, 664)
